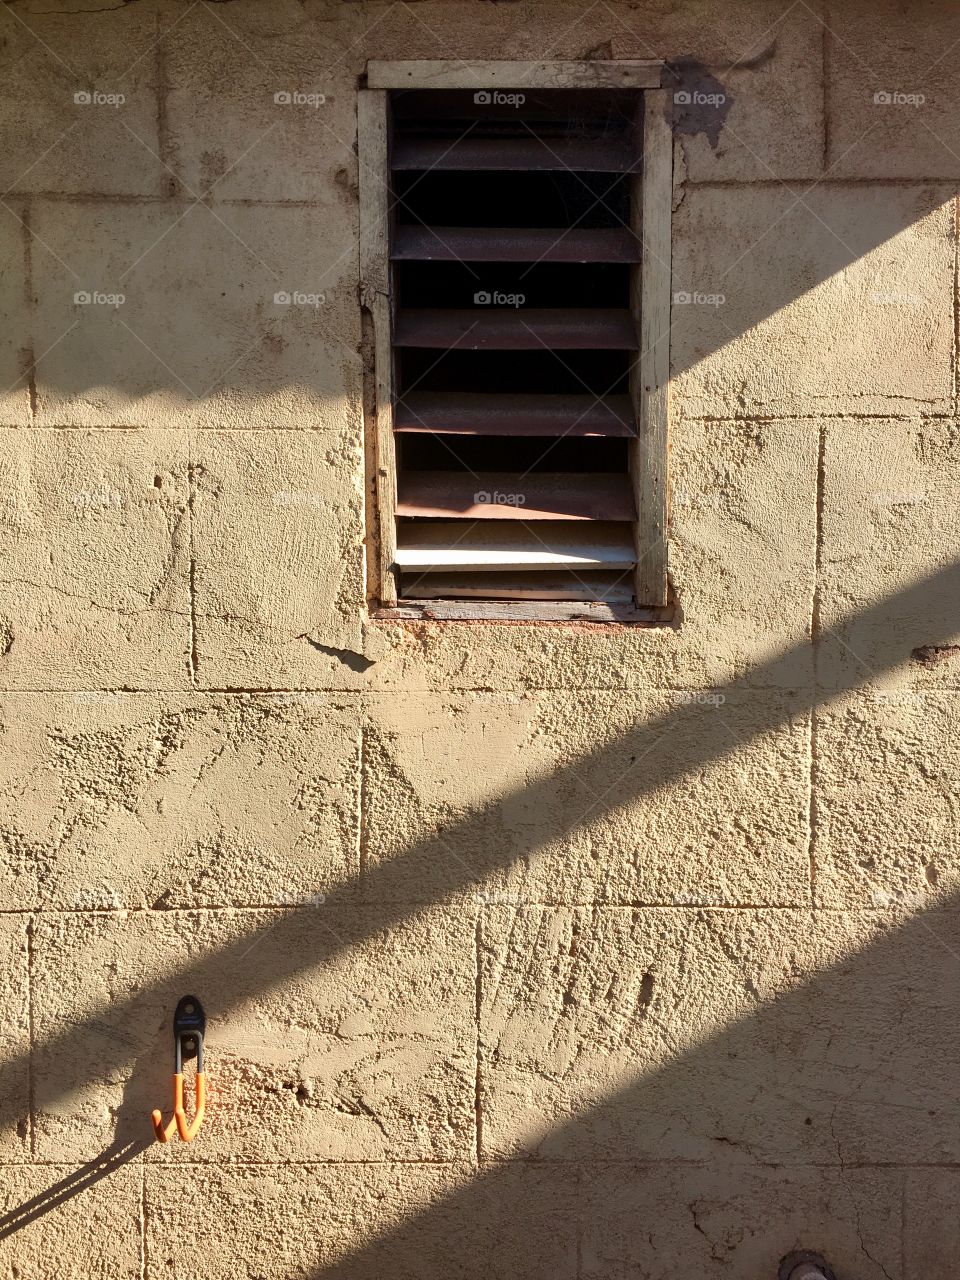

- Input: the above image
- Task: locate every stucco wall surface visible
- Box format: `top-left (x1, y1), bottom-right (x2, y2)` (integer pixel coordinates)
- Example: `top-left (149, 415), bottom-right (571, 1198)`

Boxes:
top-left (0, 0), bottom-right (959, 1275)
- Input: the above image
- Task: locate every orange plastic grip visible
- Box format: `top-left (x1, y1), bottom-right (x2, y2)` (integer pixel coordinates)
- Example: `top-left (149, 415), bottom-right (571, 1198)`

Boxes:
top-left (151, 1073), bottom-right (184, 1143)
top-left (175, 1071), bottom-right (206, 1142)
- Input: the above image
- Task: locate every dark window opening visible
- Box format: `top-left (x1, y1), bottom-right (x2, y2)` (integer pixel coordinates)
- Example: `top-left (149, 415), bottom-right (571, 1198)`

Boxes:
top-left (385, 86), bottom-right (648, 611)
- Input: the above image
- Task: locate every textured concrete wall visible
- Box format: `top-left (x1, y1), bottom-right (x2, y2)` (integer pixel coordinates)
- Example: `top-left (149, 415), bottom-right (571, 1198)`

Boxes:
top-left (0, 1), bottom-right (958, 1276)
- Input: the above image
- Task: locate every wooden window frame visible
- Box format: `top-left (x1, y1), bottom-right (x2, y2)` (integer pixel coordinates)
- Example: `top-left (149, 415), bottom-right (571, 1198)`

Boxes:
top-left (359, 59), bottom-right (673, 624)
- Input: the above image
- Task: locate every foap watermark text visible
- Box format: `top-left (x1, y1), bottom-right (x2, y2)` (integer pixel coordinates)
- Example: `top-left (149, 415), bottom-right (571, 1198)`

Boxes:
top-left (475, 489), bottom-right (525, 508)
top-left (873, 90), bottom-right (925, 107)
top-left (475, 290), bottom-right (525, 308)
top-left (674, 289), bottom-right (725, 307)
top-left (74, 89), bottom-right (125, 108)
top-left (75, 290), bottom-right (124, 308)
top-left (274, 90), bottom-right (326, 108)
top-left (275, 290), bottom-right (326, 308)
top-left (474, 90), bottom-right (525, 108)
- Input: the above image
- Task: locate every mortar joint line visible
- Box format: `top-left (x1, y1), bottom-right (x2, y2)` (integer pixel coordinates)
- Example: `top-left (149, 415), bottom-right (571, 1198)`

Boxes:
top-left (0, 901), bottom-right (910, 916)
top-left (952, 194), bottom-right (959, 418)
top-left (14, 177), bottom-right (960, 208)
top-left (807, 422), bottom-right (827, 909)
top-left (154, 9), bottom-right (172, 195)
top-left (140, 1163), bottom-right (148, 1280)
top-left (901, 1169), bottom-right (909, 1280)
top-left (474, 912), bottom-right (483, 1167)
top-left (357, 723), bottom-right (368, 884)
top-left (25, 914), bottom-right (36, 1159)
top-left (21, 199), bottom-right (37, 424)
top-left (187, 449), bottom-right (199, 687)
top-left (821, 0), bottom-right (831, 173)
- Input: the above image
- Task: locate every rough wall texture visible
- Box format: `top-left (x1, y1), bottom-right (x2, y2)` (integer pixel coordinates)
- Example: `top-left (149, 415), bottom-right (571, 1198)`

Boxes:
top-left (0, 1), bottom-right (958, 1276)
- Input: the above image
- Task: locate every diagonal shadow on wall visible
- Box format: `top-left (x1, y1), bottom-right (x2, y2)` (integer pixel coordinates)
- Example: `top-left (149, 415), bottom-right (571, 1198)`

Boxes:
top-left (1, 9), bottom-right (959, 1271)
top-left (303, 895), bottom-right (960, 1278)
top-left (10, 62), bottom-right (955, 409)
top-left (0, 560), bottom-right (957, 1218)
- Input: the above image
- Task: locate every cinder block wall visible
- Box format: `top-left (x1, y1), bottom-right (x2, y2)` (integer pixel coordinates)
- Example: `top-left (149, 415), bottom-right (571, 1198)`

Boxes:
top-left (1, 1), bottom-right (958, 1276)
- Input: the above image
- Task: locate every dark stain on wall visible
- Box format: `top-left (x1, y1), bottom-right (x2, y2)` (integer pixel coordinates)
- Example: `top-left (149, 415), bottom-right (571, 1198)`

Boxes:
top-left (664, 55), bottom-right (733, 150)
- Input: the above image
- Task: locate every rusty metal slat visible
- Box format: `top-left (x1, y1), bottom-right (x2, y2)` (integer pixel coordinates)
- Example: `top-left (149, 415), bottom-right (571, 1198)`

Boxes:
top-left (395, 471), bottom-right (636, 520)
top-left (385, 599), bottom-right (659, 622)
top-left (391, 137), bottom-right (639, 172)
top-left (391, 226), bottom-right (641, 262)
top-left (395, 392), bottom-right (635, 436)
top-left (402, 571), bottom-right (634, 602)
top-left (394, 308), bottom-right (637, 350)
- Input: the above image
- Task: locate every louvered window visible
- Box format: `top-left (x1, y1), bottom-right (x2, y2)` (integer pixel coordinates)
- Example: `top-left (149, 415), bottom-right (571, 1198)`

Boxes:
top-left (359, 61), bottom-right (672, 622)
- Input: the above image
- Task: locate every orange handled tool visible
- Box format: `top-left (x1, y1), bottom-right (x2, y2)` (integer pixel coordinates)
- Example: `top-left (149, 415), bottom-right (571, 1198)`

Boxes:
top-left (151, 995), bottom-right (207, 1143)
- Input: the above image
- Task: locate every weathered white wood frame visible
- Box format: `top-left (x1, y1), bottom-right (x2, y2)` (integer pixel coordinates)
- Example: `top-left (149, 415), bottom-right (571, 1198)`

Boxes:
top-left (358, 61), bottom-right (672, 622)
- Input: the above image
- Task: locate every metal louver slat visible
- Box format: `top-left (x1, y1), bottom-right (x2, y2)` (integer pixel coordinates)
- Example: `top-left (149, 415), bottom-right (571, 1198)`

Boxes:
top-left (395, 393), bottom-right (635, 437)
top-left (394, 309), bottom-right (638, 350)
top-left (396, 473), bottom-right (636, 521)
top-left (395, 522), bottom-right (636, 571)
top-left (392, 226), bottom-right (641, 263)
top-left (391, 137), bottom-right (639, 172)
